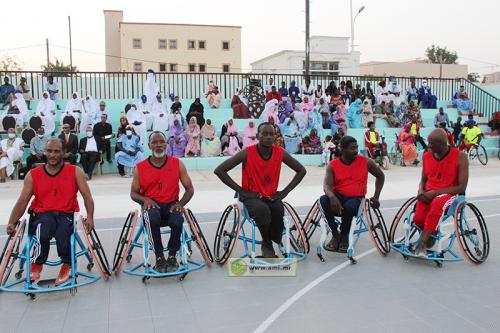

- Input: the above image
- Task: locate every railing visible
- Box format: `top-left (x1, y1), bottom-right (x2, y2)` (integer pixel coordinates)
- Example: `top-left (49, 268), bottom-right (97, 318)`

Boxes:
top-left (2, 71), bottom-right (499, 119)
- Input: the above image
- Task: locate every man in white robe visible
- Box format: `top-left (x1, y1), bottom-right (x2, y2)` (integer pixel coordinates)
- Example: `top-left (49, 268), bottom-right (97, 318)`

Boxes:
top-left (36, 91), bottom-right (56, 137)
top-left (126, 104), bottom-right (147, 145)
top-left (61, 92), bottom-right (83, 127)
top-left (0, 128), bottom-right (24, 182)
top-left (151, 94), bottom-right (169, 133)
top-left (137, 95), bottom-right (153, 130)
top-left (143, 69), bottom-right (159, 107)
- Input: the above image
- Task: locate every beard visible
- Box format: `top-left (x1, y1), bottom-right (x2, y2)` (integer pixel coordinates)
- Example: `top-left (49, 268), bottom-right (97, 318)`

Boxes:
top-left (153, 150), bottom-right (165, 158)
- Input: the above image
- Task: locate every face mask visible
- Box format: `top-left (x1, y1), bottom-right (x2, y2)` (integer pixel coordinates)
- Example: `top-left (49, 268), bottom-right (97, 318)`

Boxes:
top-left (126, 130), bottom-right (133, 136)
top-left (8, 133), bottom-right (15, 139)
top-left (38, 134), bottom-right (44, 138)
top-left (86, 131), bottom-right (93, 137)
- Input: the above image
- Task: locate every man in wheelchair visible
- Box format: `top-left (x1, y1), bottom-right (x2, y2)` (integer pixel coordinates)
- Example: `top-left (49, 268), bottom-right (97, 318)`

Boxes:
top-left (321, 136), bottom-right (385, 252)
top-left (214, 122), bottom-right (306, 258)
top-left (130, 131), bottom-right (194, 273)
top-left (5, 138), bottom-right (95, 285)
top-left (364, 121), bottom-right (383, 159)
top-left (458, 119), bottom-right (483, 152)
top-left (413, 129), bottom-right (468, 257)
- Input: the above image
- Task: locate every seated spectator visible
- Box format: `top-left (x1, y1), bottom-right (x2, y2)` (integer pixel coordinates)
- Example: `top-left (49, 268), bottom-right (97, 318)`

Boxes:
top-left (434, 107), bottom-right (450, 128)
top-left (152, 93), bottom-right (169, 132)
top-left (384, 101), bottom-right (401, 128)
top-left (263, 78), bottom-right (274, 94)
top-left (261, 99), bottom-right (280, 124)
top-left (325, 81), bottom-right (338, 97)
top-left (301, 79), bottom-right (314, 100)
top-left (185, 117), bottom-right (201, 157)
top-left (16, 77), bottom-right (32, 110)
top-left (36, 91), bottom-right (56, 137)
top-left (330, 92), bottom-right (342, 106)
top-left (63, 92), bottom-right (83, 124)
top-left (200, 119), bottom-right (221, 157)
top-left (137, 95), bottom-right (153, 130)
top-left (316, 98), bottom-right (330, 129)
top-left (345, 80), bottom-right (354, 104)
top-left (395, 100), bottom-right (409, 125)
top-left (167, 119), bottom-right (187, 157)
top-left (220, 118), bottom-right (242, 156)
top-left (79, 126), bottom-right (102, 180)
top-left (400, 125), bottom-right (418, 166)
top-left (80, 95), bottom-right (98, 133)
top-left (418, 80), bottom-right (437, 109)
top-left (0, 128), bottom-right (24, 182)
top-left (361, 82), bottom-right (375, 106)
top-left (331, 127), bottom-right (345, 157)
top-left (361, 99), bottom-right (374, 128)
top-left (291, 102), bottom-right (308, 134)
top-left (452, 116), bottom-right (463, 146)
top-left (353, 83), bottom-right (363, 101)
top-left (278, 82), bottom-right (289, 98)
top-left (364, 121), bottom-right (382, 159)
top-left (274, 125), bottom-right (285, 148)
top-left (388, 79), bottom-right (404, 107)
top-left (280, 116), bottom-right (301, 154)
top-left (11, 92), bottom-right (28, 127)
top-left (407, 100), bottom-right (422, 124)
top-left (439, 122), bottom-right (455, 146)
top-left (126, 104), bottom-right (147, 145)
top-left (92, 100), bottom-right (109, 126)
top-left (321, 135), bottom-right (334, 166)
top-left (300, 128), bottom-right (322, 154)
top-left (406, 81), bottom-right (418, 103)
top-left (0, 77), bottom-right (15, 109)
top-left (206, 80), bottom-right (216, 95)
top-left (207, 86), bottom-right (222, 109)
top-left (170, 95), bottom-right (183, 115)
top-left (329, 103), bottom-right (347, 135)
top-left (408, 116), bottom-right (427, 150)
top-left (242, 119), bottom-right (258, 148)
top-left (278, 100), bottom-right (293, 124)
top-left (339, 81), bottom-right (347, 102)
top-left (187, 97), bottom-right (206, 126)
top-left (93, 113), bottom-right (114, 163)
top-left (266, 86), bottom-right (282, 102)
top-left (115, 126), bottom-right (144, 177)
top-left (27, 127), bottom-right (48, 169)
top-left (347, 98), bottom-right (363, 128)
top-left (117, 116), bottom-right (129, 139)
top-left (43, 75), bottom-right (60, 109)
top-left (487, 112), bottom-right (500, 134)
top-left (376, 80), bottom-right (390, 105)
top-left (288, 81), bottom-right (301, 102)
top-left (308, 103), bottom-right (323, 137)
top-left (300, 96), bottom-right (314, 119)
top-left (452, 85), bottom-right (473, 112)
top-left (315, 84), bottom-right (324, 103)
top-left (58, 124), bottom-right (78, 165)
top-left (459, 120), bottom-right (483, 152)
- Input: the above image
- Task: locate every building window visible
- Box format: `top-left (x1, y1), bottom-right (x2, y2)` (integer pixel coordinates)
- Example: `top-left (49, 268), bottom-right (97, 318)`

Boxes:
top-left (158, 39), bottom-right (167, 49)
top-left (170, 63), bottom-right (178, 72)
top-left (187, 40), bottom-right (196, 50)
top-left (159, 63), bottom-right (166, 72)
top-left (222, 64), bottom-right (230, 73)
top-left (198, 40), bottom-right (206, 49)
top-left (303, 61), bottom-right (339, 79)
top-left (169, 39), bottom-right (177, 49)
top-left (198, 64), bottom-right (206, 73)
top-left (222, 41), bottom-right (230, 50)
top-left (188, 64), bottom-right (196, 72)
top-left (132, 38), bottom-right (142, 49)
top-left (133, 62), bottom-right (142, 72)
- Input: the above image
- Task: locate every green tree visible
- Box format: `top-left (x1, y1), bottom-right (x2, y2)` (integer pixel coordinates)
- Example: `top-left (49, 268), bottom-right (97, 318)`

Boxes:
top-left (41, 58), bottom-right (77, 76)
top-left (425, 45), bottom-right (458, 64)
top-left (467, 72), bottom-right (480, 83)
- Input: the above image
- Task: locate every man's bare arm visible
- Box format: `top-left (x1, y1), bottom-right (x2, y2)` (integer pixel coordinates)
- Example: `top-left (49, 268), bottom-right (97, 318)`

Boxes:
top-left (6, 173), bottom-right (34, 235)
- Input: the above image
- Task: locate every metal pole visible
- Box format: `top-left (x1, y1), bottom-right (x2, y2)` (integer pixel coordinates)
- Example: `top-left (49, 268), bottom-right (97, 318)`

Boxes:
top-left (68, 16), bottom-right (73, 71)
top-left (305, 0), bottom-right (310, 78)
top-left (350, 0), bottom-right (354, 53)
top-left (45, 38), bottom-right (50, 68)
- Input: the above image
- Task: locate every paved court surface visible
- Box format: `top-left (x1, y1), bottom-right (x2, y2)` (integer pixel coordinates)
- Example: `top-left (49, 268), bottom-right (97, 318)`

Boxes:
top-left (0, 160), bottom-right (499, 333)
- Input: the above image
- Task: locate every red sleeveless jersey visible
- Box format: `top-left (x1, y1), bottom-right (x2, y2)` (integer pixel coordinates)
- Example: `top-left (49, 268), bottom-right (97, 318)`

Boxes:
top-left (242, 145), bottom-right (284, 198)
top-left (330, 155), bottom-right (368, 197)
top-left (29, 164), bottom-right (79, 213)
top-left (137, 157), bottom-right (180, 204)
top-left (423, 147), bottom-right (460, 191)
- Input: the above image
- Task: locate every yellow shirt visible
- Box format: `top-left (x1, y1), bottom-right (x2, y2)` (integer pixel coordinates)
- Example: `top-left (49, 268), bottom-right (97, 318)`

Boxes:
top-left (461, 126), bottom-right (481, 144)
top-left (369, 131), bottom-right (378, 144)
top-left (411, 123), bottom-right (417, 135)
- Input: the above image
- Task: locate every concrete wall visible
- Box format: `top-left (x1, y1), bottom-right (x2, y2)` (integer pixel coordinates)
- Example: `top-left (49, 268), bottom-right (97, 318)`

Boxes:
top-left (360, 62), bottom-right (468, 79)
top-left (310, 36), bottom-right (349, 53)
top-left (103, 10), bottom-right (123, 72)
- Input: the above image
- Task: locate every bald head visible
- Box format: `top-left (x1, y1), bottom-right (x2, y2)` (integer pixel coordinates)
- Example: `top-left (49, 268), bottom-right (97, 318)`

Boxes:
top-left (47, 138), bottom-right (64, 150)
top-left (427, 128), bottom-right (449, 155)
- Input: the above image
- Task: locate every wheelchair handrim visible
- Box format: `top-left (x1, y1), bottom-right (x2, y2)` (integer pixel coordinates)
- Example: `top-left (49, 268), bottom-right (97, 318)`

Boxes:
top-left (283, 202), bottom-right (309, 254)
top-left (184, 208), bottom-right (214, 264)
top-left (363, 199), bottom-right (390, 255)
top-left (0, 220), bottom-right (26, 285)
top-left (454, 202), bottom-right (490, 264)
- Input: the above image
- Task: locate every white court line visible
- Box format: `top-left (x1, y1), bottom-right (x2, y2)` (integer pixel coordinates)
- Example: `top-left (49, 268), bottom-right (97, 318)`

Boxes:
top-left (253, 248), bottom-right (377, 333)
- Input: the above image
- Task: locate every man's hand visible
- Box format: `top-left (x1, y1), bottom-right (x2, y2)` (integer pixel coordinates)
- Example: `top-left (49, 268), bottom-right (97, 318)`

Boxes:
top-left (329, 196), bottom-right (343, 215)
top-left (83, 217), bottom-right (94, 233)
top-left (370, 197), bottom-right (380, 209)
top-left (419, 190), bottom-right (436, 204)
top-left (271, 190), bottom-right (287, 202)
top-left (143, 198), bottom-right (159, 210)
top-left (169, 202), bottom-right (183, 213)
top-left (6, 222), bottom-right (18, 237)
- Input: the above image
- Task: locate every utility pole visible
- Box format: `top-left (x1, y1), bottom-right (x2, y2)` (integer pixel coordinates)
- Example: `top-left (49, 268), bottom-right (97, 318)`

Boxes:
top-left (305, 0), bottom-right (310, 78)
top-left (46, 38), bottom-right (50, 68)
top-left (68, 16), bottom-right (73, 71)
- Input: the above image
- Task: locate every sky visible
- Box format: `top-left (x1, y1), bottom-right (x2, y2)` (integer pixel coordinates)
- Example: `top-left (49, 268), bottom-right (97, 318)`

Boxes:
top-left (1, 0), bottom-right (499, 75)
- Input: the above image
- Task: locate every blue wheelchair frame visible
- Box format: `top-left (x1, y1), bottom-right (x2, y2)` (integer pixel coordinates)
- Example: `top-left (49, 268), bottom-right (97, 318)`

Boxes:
top-left (122, 211), bottom-right (206, 280)
top-left (0, 215), bottom-right (101, 295)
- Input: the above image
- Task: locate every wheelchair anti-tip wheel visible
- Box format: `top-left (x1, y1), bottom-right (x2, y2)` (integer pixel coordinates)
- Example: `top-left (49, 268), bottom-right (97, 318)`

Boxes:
top-left (302, 199), bottom-right (321, 240)
top-left (0, 219), bottom-right (26, 285)
top-left (283, 202), bottom-right (309, 254)
top-left (112, 210), bottom-right (139, 273)
top-left (213, 204), bottom-right (241, 264)
top-left (362, 199), bottom-right (390, 255)
top-left (454, 201), bottom-right (490, 264)
top-left (184, 208), bottom-right (214, 264)
top-left (79, 217), bottom-right (111, 279)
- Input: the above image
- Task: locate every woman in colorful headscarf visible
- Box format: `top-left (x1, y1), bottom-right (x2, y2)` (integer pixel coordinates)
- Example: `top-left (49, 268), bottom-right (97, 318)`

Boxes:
top-left (361, 99), bottom-right (374, 128)
top-left (187, 98), bottom-right (205, 127)
top-left (167, 119), bottom-right (187, 157)
top-left (36, 91), bottom-right (56, 136)
top-left (330, 101), bottom-right (347, 134)
top-left (200, 119), bottom-right (221, 157)
top-left (278, 100), bottom-right (293, 124)
top-left (300, 96), bottom-right (314, 119)
top-left (242, 119), bottom-right (258, 148)
top-left (220, 118), bottom-right (242, 156)
top-left (231, 90), bottom-right (250, 119)
top-left (280, 116), bottom-right (301, 154)
top-left (308, 103), bottom-right (323, 138)
top-left (300, 128), bottom-right (322, 154)
top-left (207, 86), bottom-right (222, 108)
top-left (260, 99), bottom-right (280, 124)
top-left (347, 98), bottom-right (363, 128)
top-left (185, 116), bottom-right (201, 156)
top-left (400, 124), bottom-right (418, 166)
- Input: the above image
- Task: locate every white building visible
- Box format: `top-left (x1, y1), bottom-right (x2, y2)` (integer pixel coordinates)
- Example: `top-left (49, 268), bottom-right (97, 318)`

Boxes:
top-left (250, 36), bottom-right (360, 77)
top-left (483, 71), bottom-right (500, 84)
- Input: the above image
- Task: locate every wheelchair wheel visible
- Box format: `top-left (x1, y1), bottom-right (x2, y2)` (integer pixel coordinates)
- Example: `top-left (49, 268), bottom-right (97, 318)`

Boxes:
top-left (0, 219), bottom-right (26, 285)
top-left (112, 210), bottom-right (139, 273)
top-left (362, 199), bottom-right (390, 255)
top-left (79, 217), bottom-right (111, 279)
top-left (302, 200), bottom-right (321, 240)
top-left (283, 202), bottom-right (309, 254)
top-left (381, 156), bottom-right (390, 170)
top-left (476, 145), bottom-right (488, 166)
top-left (454, 202), bottom-right (489, 264)
top-left (389, 197), bottom-right (417, 243)
top-left (389, 146), bottom-right (398, 165)
top-left (184, 208), bottom-right (214, 264)
top-left (213, 204), bottom-right (241, 264)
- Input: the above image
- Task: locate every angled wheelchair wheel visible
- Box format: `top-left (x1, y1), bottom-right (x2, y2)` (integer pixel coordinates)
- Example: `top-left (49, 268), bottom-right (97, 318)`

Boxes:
top-left (476, 145), bottom-right (488, 166)
top-left (213, 204), bottom-right (241, 264)
top-left (283, 202), bottom-right (309, 254)
top-left (79, 217), bottom-right (111, 279)
top-left (381, 156), bottom-right (390, 170)
top-left (0, 219), bottom-right (26, 285)
top-left (184, 208), bottom-right (214, 264)
top-left (389, 146), bottom-right (398, 165)
top-left (302, 200), bottom-right (321, 240)
top-left (112, 210), bottom-right (139, 273)
top-left (454, 202), bottom-right (490, 264)
top-left (362, 199), bottom-right (390, 255)
top-left (389, 197), bottom-right (417, 243)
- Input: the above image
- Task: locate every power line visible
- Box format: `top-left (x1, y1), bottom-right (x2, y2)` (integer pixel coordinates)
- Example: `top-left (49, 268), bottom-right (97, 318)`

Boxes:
top-left (0, 44), bottom-right (45, 53)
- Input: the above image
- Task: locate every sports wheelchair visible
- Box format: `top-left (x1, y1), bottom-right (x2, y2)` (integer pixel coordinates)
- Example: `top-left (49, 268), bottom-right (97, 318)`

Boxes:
top-left (213, 196), bottom-right (308, 267)
top-left (389, 195), bottom-right (489, 267)
top-left (112, 208), bottom-right (213, 282)
top-left (0, 215), bottom-right (110, 299)
top-left (302, 197), bottom-right (390, 264)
